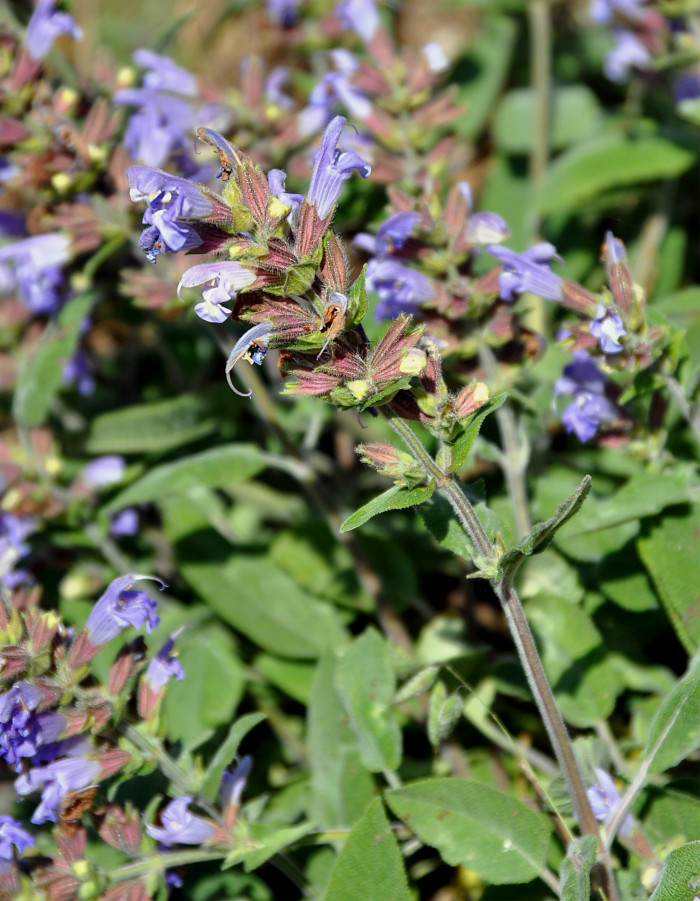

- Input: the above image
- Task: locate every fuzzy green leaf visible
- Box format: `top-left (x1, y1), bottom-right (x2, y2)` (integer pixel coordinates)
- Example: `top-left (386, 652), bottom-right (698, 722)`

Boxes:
top-left (13, 293), bottom-right (92, 426)
top-left (494, 476), bottom-right (591, 580)
top-left (85, 392), bottom-right (219, 453)
top-left (534, 134), bottom-right (697, 214)
top-left (385, 778), bottom-right (551, 884)
top-left (340, 484), bottom-right (435, 532)
top-left (200, 712), bottom-right (267, 802)
top-left (334, 628), bottom-right (402, 773)
top-left (559, 836), bottom-right (598, 901)
top-left (638, 505), bottom-right (700, 653)
top-left (644, 657), bottom-right (700, 774)
top-left (325, 799), bottom-right (411, 901)
top-left (449, 393), bottom-right (508, 471)
top-left (649, 841), bottom-right (700, 901)
top-left (103, 445), bottom-right (266, 513)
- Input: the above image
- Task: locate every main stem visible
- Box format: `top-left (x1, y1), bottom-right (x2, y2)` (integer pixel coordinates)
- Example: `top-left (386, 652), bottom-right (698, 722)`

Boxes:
top-left (382, 407), bottom-right (619, 901)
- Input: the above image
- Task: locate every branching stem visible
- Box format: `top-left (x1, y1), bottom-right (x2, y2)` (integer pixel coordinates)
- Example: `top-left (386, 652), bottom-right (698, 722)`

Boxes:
top-left (382, 406), bottom-right (619, 901)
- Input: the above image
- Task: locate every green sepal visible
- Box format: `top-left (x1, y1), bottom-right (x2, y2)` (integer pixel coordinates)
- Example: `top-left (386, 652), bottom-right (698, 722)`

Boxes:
top-left (359, 377), bottom-right (413, 412)
top-left (486, 476), bottom-right (592, 582)
top-left (340, 484), bottom-right (436, 532)
top-left (346, 265), bottom-right (368, 327)
top-left (263, 260), bottom-right (317, 297)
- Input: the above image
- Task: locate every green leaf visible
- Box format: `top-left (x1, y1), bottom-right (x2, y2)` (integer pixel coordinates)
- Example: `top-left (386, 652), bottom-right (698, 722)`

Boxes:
top-left (227, 822), bottom-right (314, 872)
top-left (527, 594), bottom-right (623, 728)
top-left (644, 657), bottom-right (700, 774)
top-left (340, 484), bottom-right (435, 532)
top-left (649, 841), bottom-right (700, 901)
top-left (448, 393), bottom-right (508, 472)
top-left (200, 712), bottom-right (267, 802)
top-left (182, 556), bottom-right (348, 659)
top-left (307, 653), bottom-right (376, 826)
top-left (559, 836), bottom-right (598, 901)
top-left (642, 787), bottom-right (700, 846)
top-left (385, 778), bottom-right (551, 885)
top-left (427, 682), bottom-right (462, 747)
top-left (85, 392), bottom-right (219, 453)
top-left (564, 473), bottom-right (692, 537)
top-left (534, 134), bottom-right (697, 215)
top-left (394, 666), bottom-right (440, 704)
top-left (494, 86), bottom-right (601, 153)
top-left (453, 16), bottom-right (517, 139)
top-left (638, 506), bottom-right (700, 653)
top-left (325, 799), bottom-right (411, 901)
top-left (346, 265), bottom-right (368, 327)
top-left (13, 293), bottom-right (92, 426)
top-left (419, 485), bottom-right (504, 567)
top-left (160, 626), bottom-right (245, 743)
top-left (253, 655), bottom-right (315, 704)
top-left (334, 628), bottom-right (402, 773)
top-left (495, 476), bottom-right (591, 581)
top-left (103, 444), bottom-right (265, 513)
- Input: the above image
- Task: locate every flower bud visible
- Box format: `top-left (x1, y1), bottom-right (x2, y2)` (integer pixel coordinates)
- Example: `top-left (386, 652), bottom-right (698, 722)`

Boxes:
top-left (96, 804), bottom-right (142, 855)
top-left (0, 645), bottom-right (29, 678)
top-left (454, 382), bottom-right (490, 419)
top-left (399, 348), bottom-right (427, 376)
top-left (346, 380), bottom-right (371, 401)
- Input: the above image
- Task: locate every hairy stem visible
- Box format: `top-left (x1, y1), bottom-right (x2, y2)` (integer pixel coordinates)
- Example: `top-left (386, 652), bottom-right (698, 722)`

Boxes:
top-left (383, 406), bottom-right (619, 901)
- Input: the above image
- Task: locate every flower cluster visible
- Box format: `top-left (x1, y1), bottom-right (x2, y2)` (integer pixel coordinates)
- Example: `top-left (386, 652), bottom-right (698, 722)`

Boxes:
top-left (488, 232), bottom-right (668, 441)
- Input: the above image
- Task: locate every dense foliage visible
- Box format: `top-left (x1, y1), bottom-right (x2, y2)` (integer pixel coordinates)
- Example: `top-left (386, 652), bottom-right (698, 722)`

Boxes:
top-left (0, 1), bottom-right (699, 899)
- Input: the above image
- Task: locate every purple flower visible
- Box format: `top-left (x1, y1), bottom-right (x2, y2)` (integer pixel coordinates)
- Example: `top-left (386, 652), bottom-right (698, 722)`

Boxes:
top-left (354, 211), bottom-right (421, 256)
top-left (225, 323), bottom-right (274, 396)
top-left (220, 756), bottom-right (252, 810)
top-left (144, 633), bottom-right (185, 693)
top-left (109, 508), bottom-right (139, 538)
top-left (336, 0), bottom-right (380, 42)
top-left (115, 90), bottom-right (195, 169)
top-left (586, 768), bottom-right (635, 840)
top-left (298, 61), bottom-right (369, 137)
top-left (367, 258), bottom-right (434, 320)
top-left (25, 0), bottom-right (83, 61)
top-left (85, 574), bottom-right (165, 647)
top-left (604, 30), bottom-right (652, 82)
top-left (0, 233), bottom-right (70, 314)
top-left (675, 71), bottom-right (700, 103)
top-left (267, 0), bottom-right (300, 28)
top-left (555, 352), bottom-right (618, 442)
top-left (127, 167), bottom-right (212, 262)
top-left (62, 349), bottom-right (95, 395)
top-left (0, 816), bottom-right (33, 860)
top-left (132, 49), bottom-right (197, 97)
top-left (306, 117), bottom-right (371, 219)
top-left (268, 169), bottom-right (304, 223)
top-left (0, 512), bottom-right (36, 590)
top-left (0, 682), bottom-right (65, 772)
top-left (487, 242), bottom-right (563, 303)
top-left (265, 67), bottom-right (295, 110)
top-left (177, 261), bottom-right (257, 324)
top-left (82, 455), bottom-right (126, 488)
top-left (15, 750), bottom-right (101, 824)
top-left (466, 211), bottom-right (509, 246)
top-left (146, 796), bottom-right (217, 846)
top-left (590, 304), bottom-right (626, 354)
top-left (589, 0), bottom-right (646, 24)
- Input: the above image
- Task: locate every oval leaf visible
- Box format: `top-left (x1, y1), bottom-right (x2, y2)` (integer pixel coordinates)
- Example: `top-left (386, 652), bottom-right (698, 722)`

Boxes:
top-left (326, 799), bottom-right (411, 901)
top-left (385, 777), bottom-right (551, 885)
